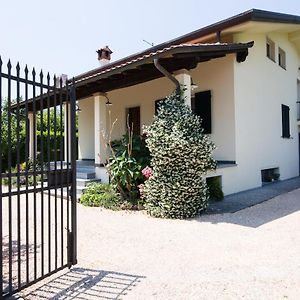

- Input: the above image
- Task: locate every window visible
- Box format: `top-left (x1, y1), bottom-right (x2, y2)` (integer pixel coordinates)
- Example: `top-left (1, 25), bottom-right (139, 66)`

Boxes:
top-left (266, 38), bottom-right (275, 61)
top-left (127, 106), bottom-right (140, 135)
top-left (191, 90), bottom-right (212, 134)
top-left (278, 47), bottom-right (286, 69)
top-left (281, 104), bottom-right (290, 138)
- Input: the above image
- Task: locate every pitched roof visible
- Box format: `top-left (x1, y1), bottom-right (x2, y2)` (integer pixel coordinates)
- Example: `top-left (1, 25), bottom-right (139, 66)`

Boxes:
top-left (73, 9), bottom-right (300, 84)
top-left (74, 41), bottom-right (254, 99)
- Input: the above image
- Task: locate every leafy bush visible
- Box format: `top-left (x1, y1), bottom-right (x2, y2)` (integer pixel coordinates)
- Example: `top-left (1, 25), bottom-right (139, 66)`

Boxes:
top-left (107, 127), bottom-right (148, 203)
top-left (2, 160), bottom-right (42, 188)
top-left (111, 134), bottom-right (150, 168)
top-left (108, 151), bottom-right (142, 202)
top-left (80, 183), bottom-right (120, 209)
top-left (206, 177), bottom-right (224, 201)
top-left (143, 91), bottom-right (216, 219)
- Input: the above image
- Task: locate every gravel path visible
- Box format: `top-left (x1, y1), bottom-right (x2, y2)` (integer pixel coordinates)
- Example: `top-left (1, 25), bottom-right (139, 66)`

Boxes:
top-left (11, 188), bottom-right (300, 299)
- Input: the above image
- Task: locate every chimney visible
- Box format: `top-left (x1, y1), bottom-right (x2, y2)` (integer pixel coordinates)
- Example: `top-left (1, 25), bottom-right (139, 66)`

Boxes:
top-left (96, 45), bottom-right (112, 67)
top-left (55, 74), bottom-right (68, 88)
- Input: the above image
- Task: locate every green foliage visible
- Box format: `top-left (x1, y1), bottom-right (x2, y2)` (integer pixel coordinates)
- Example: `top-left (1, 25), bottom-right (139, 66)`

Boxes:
top-left (143, 90), bottom-right (216, 219)
top-left (112, 134), bottom-right (150, 168)
top-left (206, 177), bottom-right (224, 201)
top-left (1, 99), bottom-right (78, 171)
top-left (2, 159), bottom-right (42, 187)
top-left (108, 150), bottom-right (142, 202)
top-left (80, 183), bottom-right (120, 209)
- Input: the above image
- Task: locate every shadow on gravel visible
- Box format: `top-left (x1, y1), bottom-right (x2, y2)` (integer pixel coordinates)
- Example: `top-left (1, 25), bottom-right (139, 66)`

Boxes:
top-left (20, 267), bottom-right (145, 300)
top-left (199, 189), bottom-right (300, 228)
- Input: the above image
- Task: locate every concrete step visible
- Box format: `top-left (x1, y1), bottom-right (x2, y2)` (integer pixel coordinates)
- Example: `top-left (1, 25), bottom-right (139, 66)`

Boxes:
top-left (77, 178), bottom-right (101, 187)
top-left (77, 171), bottom-right (96, 179)
top-left (76, 178), bottom-right (102, 198)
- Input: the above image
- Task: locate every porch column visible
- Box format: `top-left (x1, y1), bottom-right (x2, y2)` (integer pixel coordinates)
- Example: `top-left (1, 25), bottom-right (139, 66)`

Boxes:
top-left (175, 69), bottom-right (192, 107)
top-left (94, 93), bottom-right (107, 165)
top-left (28, 112), bottom-right (36, 160)
top-left (64, 102), bottom-right (71, 162)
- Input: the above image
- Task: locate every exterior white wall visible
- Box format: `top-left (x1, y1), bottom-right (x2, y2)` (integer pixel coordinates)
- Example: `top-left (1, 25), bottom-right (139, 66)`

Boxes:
top-left (228, 31), bottom-right (300, 193)
top-left (78, 97), bottom-right (95, 159)
top-left (76, 30), bottom-right (300, 195)
top-left (106, 56), bottom-right (236, 163)
top-left (106, 77), bottom-right (174, 140)
top-left (190, 55), bottom-right (236, 161)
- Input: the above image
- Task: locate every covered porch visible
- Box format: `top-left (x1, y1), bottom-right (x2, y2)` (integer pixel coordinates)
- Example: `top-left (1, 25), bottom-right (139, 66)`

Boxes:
top-left (75, 42), bottom-right (253, 188)
top-left (18, 41), bottom-right (253, 196)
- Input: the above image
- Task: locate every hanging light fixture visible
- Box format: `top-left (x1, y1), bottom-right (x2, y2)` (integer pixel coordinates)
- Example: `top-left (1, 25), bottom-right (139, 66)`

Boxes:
top-left (76, 102), bottom-right (82, 112)
top-left (104, 94), bottom-right (112, 106)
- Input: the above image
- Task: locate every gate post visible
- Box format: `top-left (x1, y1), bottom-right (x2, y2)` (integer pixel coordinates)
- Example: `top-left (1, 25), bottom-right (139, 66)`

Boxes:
top-left (70, 80), bottom-right (77, 266)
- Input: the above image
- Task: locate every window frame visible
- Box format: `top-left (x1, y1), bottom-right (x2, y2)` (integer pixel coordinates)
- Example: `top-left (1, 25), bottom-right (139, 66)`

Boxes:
top-left (281, 104), bottom-right (291, 139)
top-left (266, 37), bottom-right (275, 62)
top-left (278, 47), bottom-right (286, 70)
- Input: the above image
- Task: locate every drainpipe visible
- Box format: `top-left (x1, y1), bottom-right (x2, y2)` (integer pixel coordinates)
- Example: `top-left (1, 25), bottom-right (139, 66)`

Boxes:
top-left (153, 58), bottom-right (181, 93)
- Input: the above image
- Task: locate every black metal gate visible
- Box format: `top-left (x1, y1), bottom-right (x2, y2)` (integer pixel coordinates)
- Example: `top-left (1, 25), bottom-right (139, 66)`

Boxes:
top-left (0, 56), bottom-right (77, 298)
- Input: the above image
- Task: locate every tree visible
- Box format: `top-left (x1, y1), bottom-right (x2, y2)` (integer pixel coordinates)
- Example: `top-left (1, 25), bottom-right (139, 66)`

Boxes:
top-left (1, 98), bottom-right (66, 171)
top-left (143, 90), bottom-right (216, 218)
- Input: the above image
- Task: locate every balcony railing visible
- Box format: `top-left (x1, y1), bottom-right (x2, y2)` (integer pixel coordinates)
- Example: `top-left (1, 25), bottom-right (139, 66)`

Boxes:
top-left (297, 101), bottom-right (300, 121)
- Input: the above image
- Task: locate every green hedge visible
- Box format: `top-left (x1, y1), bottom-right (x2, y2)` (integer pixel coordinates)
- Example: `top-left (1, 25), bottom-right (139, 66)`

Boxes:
top-left (1, 130), bottom-right (78, 171)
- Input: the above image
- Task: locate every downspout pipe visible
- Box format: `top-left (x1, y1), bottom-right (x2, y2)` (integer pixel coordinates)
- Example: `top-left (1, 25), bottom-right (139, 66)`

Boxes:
top-left (153, 58), bottom-right (181, 93)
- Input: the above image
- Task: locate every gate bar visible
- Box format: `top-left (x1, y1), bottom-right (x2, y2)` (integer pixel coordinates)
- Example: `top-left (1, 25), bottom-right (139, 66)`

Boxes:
top-left (25, 65), bottom-right (30, 285)
top-left (16, 62), bottom-right (21, 289)
top-left (7, 59), bottom-right (13, 294)
top-left (70, 78), bottom-right (77, 265)
top-left (59, 78), bottom-right (64, 268)
top-left (32, 68), bottom-right (37, 281)
top-left (46, 73), bottom-right (52, 275)
top-left (40, 71), bottom-right (45, 277)
top-left (53, 75), bottom-right (58, 270)
top-left (0, 56), bottom-right (3, 296)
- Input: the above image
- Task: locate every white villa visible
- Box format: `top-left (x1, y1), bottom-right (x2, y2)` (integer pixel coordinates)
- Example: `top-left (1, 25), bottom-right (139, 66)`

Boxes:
top-left (26, 9), bottom-right (300, 196)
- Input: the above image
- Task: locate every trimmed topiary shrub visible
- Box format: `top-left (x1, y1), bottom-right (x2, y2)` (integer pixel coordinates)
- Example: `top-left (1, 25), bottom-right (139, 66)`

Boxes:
top-left (143, 90), bottom-right (216, 218)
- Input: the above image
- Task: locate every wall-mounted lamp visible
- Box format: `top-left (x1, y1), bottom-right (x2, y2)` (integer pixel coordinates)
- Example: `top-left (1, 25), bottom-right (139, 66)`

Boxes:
top-left (104, 94), bottom-right (112, 106)
top-left (76, 102), bottom-right (82, 112)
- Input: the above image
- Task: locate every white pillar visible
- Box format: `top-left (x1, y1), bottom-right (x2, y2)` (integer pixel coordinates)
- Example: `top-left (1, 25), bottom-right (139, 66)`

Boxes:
top-left (64, 102), bottom-right (72, 162)
top-left (28, 112), bottom-right (36, 160)
top-left (175, 69), bottom-right (192, 107)
top-left (94, 93), bottom-right (107, 165)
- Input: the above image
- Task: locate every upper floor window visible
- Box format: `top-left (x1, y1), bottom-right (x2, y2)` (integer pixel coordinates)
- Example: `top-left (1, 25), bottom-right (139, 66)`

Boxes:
top-left (278, 47), bottom-right (286, 69)
top-left (266, 38), bottom-right (275, 61)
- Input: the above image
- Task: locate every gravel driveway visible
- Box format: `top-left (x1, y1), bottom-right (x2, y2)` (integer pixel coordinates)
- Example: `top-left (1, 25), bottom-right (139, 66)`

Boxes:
top-left (12, 188), bottom-right (300, 299)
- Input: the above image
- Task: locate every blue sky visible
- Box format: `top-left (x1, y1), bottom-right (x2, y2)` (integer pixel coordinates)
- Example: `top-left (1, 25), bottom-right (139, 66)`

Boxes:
top-left (0, 0), bottom-right (299, 77)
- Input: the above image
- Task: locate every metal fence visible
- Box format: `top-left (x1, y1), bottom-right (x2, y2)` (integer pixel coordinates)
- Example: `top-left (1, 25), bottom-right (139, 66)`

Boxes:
top-left (0, 56), bottom-right (77, 298)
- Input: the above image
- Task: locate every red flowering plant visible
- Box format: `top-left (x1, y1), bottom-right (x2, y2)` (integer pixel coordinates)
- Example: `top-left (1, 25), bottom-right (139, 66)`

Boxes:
top-left (138, 166), bottom-right (153, 199)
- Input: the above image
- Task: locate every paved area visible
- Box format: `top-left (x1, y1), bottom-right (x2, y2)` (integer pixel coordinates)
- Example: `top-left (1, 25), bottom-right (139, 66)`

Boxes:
top-left (11, 187), bottom-right (300, 299)
top-left (207, 176), bottom-right (300, 214)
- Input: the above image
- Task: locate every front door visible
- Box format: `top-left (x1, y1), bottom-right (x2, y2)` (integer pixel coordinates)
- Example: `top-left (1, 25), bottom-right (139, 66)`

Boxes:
top-left (127, 106), bottom-right (140, 135)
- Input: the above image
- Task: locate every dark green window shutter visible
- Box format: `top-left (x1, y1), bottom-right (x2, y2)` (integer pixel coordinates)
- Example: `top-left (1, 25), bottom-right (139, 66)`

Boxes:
top-left (192, 90), bottom-right (212, 134)
top-left (281, 104), bottom-right (290, 138)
